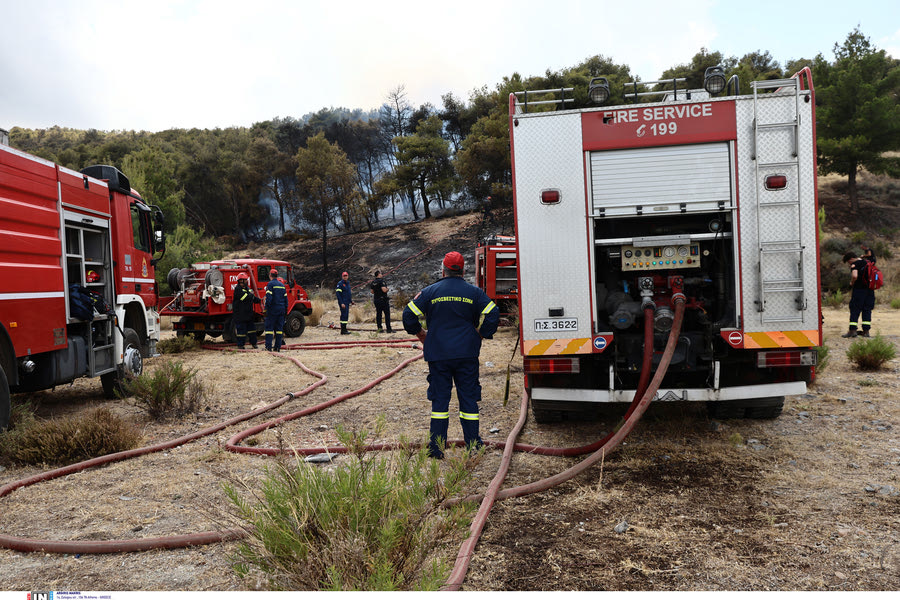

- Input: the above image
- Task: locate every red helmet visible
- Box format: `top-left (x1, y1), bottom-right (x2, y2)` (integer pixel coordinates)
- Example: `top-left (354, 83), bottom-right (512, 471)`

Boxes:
top-left (86, 269), bottom-right (100, 283)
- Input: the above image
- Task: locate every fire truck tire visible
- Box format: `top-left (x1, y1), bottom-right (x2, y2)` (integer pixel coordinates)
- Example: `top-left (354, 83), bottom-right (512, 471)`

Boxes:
top-left (285, 310), bottom-right (306, 338)
top-left (707, 396), bottom-right (784, 420)
top-left (0, 364), bottom-right (10, 431)
top-left (101, 328), bottom-right (143, 399)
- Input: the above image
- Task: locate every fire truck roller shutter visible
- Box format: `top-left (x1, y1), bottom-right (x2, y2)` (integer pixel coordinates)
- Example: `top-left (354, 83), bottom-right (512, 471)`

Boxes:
top-left (590, 143), bottom-right (733, 216)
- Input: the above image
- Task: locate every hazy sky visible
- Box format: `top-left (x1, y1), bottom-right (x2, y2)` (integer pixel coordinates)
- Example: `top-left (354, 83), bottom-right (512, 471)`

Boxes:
top-left (2, 0), bottom-right (898, 132)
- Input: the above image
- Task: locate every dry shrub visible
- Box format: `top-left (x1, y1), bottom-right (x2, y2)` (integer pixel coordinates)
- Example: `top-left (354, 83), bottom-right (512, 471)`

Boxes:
top-left (349, 303), bottom-right (371, 324)
top-left (126, 359), bottom-right (206, 420)
top-left (157, 335), bottom-right (200, 354)
top-left (4, 407), bottom-right (141, 466)
top-left (307, 298), bottom-right (327, 327)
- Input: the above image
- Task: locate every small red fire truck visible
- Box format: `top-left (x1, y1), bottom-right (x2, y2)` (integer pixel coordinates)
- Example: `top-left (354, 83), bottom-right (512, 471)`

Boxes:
top-left (159, 259), bottom-right (313, 342)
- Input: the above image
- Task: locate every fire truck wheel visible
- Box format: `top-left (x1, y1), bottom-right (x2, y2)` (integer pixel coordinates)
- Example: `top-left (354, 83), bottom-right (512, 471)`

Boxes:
top-left (707, 396), bottom-right (784, 420)
top-left (285, 310), bottom-right (306, 338)
top-left (101, 328), bottom-right (143, 399)
top-left (0, 364), bottom-right (10, 431)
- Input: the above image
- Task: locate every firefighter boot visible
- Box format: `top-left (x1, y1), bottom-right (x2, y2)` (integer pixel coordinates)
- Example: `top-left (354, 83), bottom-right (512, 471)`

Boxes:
top-left (841, 329), bottom-right (858, 338)
top-left (341, 323), bottom-right (349, 335)
top-left (860, 329), bottom-right (871, 337)
top-left (274, 331), bottom-right (284, 352)
top-left (428, 418), bottom-right (448, 459)
top-left (265, 332), bottom-right (273, 351)
top-left (460, 418), bottom-right (484, 452)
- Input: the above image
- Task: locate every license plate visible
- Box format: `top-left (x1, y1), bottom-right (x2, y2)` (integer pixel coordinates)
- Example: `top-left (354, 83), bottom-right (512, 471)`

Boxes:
top-left (534, 318), bottom-right (578, 332)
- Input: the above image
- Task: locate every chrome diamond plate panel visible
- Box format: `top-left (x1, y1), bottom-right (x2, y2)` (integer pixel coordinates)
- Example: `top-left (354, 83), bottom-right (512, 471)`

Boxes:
top-left (512, 112), bottom-right (593, 339)
top-left (734, 91), bottom-right (820, 331)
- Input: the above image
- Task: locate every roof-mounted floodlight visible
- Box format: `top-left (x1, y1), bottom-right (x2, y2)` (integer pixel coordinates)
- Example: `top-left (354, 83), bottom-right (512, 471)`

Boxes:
top-left (704, 66), bottom-right (727, 96)
top-left (588, 77), bottom-right (611, 104)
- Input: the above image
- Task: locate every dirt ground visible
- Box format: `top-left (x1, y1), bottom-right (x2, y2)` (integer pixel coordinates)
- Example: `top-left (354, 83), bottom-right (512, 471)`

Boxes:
top-left (0, 303), bottom-right (898, 591)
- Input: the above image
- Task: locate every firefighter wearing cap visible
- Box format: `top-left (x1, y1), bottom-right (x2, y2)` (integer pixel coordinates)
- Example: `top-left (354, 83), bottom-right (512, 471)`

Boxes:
top-left (232, 275), bottom-right (261, 349)
top-left (335, 271), bottom-right (352, 335)
top-left (264, 268), bottom-right (288, 351)
top-left (402, 251), bottom-right (500, 459)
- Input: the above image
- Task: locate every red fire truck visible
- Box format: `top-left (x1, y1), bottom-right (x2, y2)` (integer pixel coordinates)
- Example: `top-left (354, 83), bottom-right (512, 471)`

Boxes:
top-left (510, 68), bottom-right (821, 422)
top-left (1, 142), bottom-right (166, 429)
top-left (474, 234), bottom-right (518, 319)
top-left (159, 259), bottom-right (313, 341)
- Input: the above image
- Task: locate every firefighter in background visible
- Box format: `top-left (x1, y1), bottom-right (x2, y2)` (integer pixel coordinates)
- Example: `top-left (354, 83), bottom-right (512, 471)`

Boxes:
top-left (370, 269), bottom-right (393, 333)
top-left (264, 268), bottom-right (288, 351)
top-left (842, 251), bottom-right (874, 338)
top-left (402, 251), bottom-right (500, 459)
top-left (232, 275), bottom-right (260, 349)
top-left (335, 271), bottom-right (352, 335)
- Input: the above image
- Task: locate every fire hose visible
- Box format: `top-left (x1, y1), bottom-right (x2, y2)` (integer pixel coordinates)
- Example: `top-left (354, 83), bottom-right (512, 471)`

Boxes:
top-left (441, 297), bottom-right (685, 589)
top-left (0, 298), bottom-right (684, 590)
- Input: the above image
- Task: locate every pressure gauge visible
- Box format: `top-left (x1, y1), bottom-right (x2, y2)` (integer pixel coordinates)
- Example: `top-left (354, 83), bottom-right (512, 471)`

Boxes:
top-left (678, 246), bottom-right (689, 256)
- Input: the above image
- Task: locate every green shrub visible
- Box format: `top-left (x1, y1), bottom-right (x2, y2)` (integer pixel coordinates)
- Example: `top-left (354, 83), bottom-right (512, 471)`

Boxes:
top-left (126, 359), bottom-right (205, 420)
top-left (226, 421), bottom-right (477, 591)
top-left (2, 407), bottom-right (141, 466)
top-left (824, 290), bottom-right (845, 308)
top-left (846, 335), bottom-right (897, 371)
top-left (813, 344), bottom-right (829, 373)
top-left (157, 335), bottom-right (200, 354)
top-left (891, 298), bottom-right (900, 310)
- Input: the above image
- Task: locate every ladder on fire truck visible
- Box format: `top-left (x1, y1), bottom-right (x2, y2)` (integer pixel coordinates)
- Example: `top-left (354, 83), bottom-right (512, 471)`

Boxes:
top-left (752, 76), bottom-right (807, 323)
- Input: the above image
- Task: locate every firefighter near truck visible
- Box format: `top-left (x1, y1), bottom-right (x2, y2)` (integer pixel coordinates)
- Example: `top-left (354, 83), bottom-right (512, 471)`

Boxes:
top-left (511, 68), bottom-right (821, 423)
top-left (159, 259), bottom-right (312, 343)
top-left (0, 141), bottom-right (166, 430)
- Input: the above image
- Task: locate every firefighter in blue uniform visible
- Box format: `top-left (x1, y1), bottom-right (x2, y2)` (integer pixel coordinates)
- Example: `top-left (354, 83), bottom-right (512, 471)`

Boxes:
top-left (402, 251), bottom-right (499, 459)
top-left (335, 271), bottom-right (352, 335)
top-left (232, 275), bottom-right (260, 349)
top-left (264, 268), bottom-right (288, 351)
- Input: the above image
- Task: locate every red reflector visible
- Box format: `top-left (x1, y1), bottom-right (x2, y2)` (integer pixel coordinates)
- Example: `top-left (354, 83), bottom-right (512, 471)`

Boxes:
top-left (540, 189), bottom-right (561, 204)
top-left (765, 174), bottom-right (787, 190)
top-left (757, 350), bottom-right (816, 367)
top-left (524, 357), bottom-right (580, 374)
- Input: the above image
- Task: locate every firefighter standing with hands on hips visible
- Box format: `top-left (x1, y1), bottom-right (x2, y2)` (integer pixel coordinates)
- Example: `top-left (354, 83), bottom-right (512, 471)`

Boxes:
top-left (264, 268), bottom-right (288, 351)
top-left (232, 275), bottom-right (261, 349)
top-left (335, 271), bottom-right (353, 335)
top-left (403, 251), bottom-right (499, 459)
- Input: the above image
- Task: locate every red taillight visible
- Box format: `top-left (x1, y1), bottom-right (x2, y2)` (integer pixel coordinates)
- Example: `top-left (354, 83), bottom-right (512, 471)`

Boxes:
top-left (765, 174), bottom-right (787, 190)
top-left (757, 350), bottom-right (817, 367)
top-left (540, 189), bottom-right (561, 204)
top-left (524, 357), bottom-right (580, 374)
